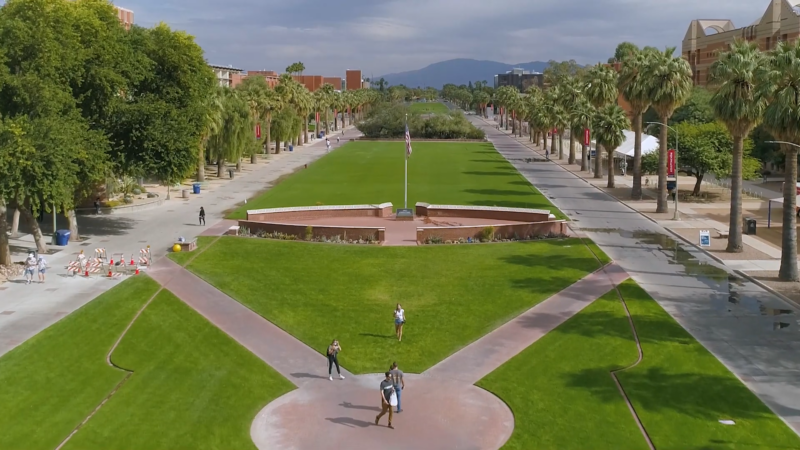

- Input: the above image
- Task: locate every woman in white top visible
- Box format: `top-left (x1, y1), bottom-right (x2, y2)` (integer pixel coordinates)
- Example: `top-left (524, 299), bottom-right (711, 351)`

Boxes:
top-left (394, 303), bottom-right (405, 342)
top-left (37, 255), bottom-right (47, 283)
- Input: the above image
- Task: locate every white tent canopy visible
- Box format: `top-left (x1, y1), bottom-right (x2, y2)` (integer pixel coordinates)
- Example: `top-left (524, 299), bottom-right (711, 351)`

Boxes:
top-left (611, 130), bottom-right (660, 158)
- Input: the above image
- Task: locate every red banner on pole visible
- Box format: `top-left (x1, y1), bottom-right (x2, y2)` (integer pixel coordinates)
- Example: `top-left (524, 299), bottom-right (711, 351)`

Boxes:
top-left (316, 112), bottom-right (319, 122)
top-left (583, 129), bottom-right (590, 146)
top-left (667, 149), bottom-right (676, 177)
top-left (255, 123), bottom-right (261, 139)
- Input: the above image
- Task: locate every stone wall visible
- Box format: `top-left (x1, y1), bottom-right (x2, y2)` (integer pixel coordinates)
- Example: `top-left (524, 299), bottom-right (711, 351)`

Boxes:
top-left (238, 220), bottom-right (385, 242)
top-left (415, 203), bottom-right (553, 223)
top-left (247, 203), bottom-right (393, 222)
top-left (417, 221), bottom-right (567, 243)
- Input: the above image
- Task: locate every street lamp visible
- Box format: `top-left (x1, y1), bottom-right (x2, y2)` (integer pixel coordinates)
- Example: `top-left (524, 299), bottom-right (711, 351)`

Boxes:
top-left (647, 122), bottom-right (680, 220)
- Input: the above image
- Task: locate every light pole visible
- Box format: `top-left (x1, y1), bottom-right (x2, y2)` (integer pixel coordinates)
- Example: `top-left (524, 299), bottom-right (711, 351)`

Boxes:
top-left (647, 121), bottom-right (680, 220)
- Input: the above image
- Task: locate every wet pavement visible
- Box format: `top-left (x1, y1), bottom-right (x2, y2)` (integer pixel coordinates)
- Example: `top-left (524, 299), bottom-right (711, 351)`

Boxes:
top-left (473, 117), bottom-right (800, 433)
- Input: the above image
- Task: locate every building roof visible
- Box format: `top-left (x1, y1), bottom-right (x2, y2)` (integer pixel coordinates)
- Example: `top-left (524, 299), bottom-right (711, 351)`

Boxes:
top-left (208, 64), bottom-right (244, 72)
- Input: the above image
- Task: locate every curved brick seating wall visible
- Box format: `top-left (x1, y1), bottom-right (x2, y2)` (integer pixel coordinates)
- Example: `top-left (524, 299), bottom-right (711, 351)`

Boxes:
top-left (415, 203), bottom-right (554, 222)
top-left (247, 203), bottom-right (393, 222)
top-left (238, 220), bottom-right (385, 242)
top-left (417, 221), bottom-right (567, 243)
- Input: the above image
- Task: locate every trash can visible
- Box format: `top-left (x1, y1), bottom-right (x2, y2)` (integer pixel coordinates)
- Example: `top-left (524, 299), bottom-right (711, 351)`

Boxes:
top-left (181, 189), bottom-right (189, 199)
top-left (192, 183), bottom-right (201, 194)
top-left (228, 169), bottom-right (235, 180)
top-left (289, 144), bottom-right (294, 152)
top-left (744, 217), bottom-right (757, 235)
top-left (55, 229), bottom-right (71, 246)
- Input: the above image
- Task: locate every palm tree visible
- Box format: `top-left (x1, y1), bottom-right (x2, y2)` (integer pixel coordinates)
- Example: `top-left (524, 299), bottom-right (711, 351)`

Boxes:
top-left (274, 74), bottom-right (299, 153)
top-left (570, 97), bottom-right (594, 171)
top-left (584, 64), bottom-right (619, 178)
top-left (594, 104), bottom-right (630, 188)
top-left (295, 87), bottom-right (313, 145)
top-left (757, 40), bottom-right (800, 275)
top-left (558, 77), bottom-right (584, 164)
top-left (709, 39), bottom-right (766, 253)
top-left (619, 47), bottom-right (655, 199)
top-left (208, 89), bottom-right (253, 177)
top-left (318, 83), bottom-right (335, 136)
top-left (238, 79), bottom-right (267, 164)
top-left (643, 47), bottom-right (693, 212)
top-left (198, 87), bottom-right (225, 181)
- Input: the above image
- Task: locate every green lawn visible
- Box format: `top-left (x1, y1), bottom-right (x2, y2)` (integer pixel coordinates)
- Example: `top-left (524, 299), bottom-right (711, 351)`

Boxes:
top-left (184, 236), bottom-right (600, 374)
top-left (0, 276), bottom-right (293, 450)
top-left (0, 276), bottom-right (159, 449)
top-left (478, 280), bottom-right (800, 450)
top-left (409, 102), bottom-right (449, 114)
top-left (64, 289), bottom-right (293, 449)
top-left (228, 141), bottom-right (563, 220)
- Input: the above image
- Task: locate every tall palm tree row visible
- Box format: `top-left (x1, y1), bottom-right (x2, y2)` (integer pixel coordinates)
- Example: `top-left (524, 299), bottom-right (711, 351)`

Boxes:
top-left (584, 64), bottom-right (619, 178)
top-left (593, 104), bottom-right (631, 188)
top-left (618, 46), bottom-right (655, 200)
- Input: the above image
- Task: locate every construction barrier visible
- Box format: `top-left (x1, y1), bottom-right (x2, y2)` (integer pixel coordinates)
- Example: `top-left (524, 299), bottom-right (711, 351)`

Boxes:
top-left (66, 245), bottom-right (150, 278)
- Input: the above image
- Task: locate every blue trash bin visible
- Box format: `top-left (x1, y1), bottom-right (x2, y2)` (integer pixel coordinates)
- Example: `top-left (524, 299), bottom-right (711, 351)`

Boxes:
top-left (192, 183), bottom-right (201, 194)
top-left (55, 229), bottom-right (70, 246)
top-left (289, 144), bottom-right (294, 152)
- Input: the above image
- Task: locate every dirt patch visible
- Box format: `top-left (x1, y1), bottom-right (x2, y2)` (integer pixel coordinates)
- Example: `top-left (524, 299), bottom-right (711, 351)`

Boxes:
top-left (747, 270), bottom-right (800, 305)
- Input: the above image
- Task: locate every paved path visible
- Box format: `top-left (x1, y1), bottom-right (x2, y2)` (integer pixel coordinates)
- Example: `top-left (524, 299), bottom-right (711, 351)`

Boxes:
top-left (0, 127), bottom-right (359, 357)
top-left (425, 263), bottom-right (628, 383)
top-left (472, 116), bottom-right (800, 433)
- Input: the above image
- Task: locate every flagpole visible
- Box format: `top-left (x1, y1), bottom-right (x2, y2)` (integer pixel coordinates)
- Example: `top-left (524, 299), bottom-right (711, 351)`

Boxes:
top-left (404, 113), bottom-right (408, 209)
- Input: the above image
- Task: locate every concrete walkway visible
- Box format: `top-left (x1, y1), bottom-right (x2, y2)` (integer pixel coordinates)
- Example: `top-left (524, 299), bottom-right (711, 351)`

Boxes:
top-left (0, 127), bottom-right (359, 357)
top-left (473, 116), bottom-right (800, 434)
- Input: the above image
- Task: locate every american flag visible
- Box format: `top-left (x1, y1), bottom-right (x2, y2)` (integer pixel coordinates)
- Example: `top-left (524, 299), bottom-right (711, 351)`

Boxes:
top-left (405, 124), bottom-right (412, 158)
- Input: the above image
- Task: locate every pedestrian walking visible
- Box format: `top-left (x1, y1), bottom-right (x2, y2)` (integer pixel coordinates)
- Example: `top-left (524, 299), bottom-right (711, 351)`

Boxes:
top-left (326, 138), bottom-right (331, 153)
top-left (394, 303), bottom-right (405, 341)
top-left (390, 362), bottom-right (405, 413)
top-left (375, 371), bottom-right (396, 429)
top-left (37, 254), bottom-right (47, 284)
top-left (336, 136), bottom-right (340, 143)
top-left (23, 252), bottom-right (37, 285)
top-left (545, 149), bottom-right (549, 160)
top-left (199, 207), bottom-right (206, 226)
top-left (327, 340), bottom-right (345, 380)
top-left (94, 197), bottom-right (101, 214)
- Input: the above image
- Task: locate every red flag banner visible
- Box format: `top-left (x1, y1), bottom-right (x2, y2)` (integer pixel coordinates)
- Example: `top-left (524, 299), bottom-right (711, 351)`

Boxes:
top-left (255, 123), bottom-right (261, 139)
top-left (583, 129), bottom-right (590, 146)
top-left (667, 149), bottom-right (676, 177)
top-left (316, 112), bottom-right (320, 122)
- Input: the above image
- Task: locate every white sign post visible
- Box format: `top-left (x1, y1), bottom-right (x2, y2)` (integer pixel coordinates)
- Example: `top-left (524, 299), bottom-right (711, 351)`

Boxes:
top-left (699, 230), bottom-right (711, 247)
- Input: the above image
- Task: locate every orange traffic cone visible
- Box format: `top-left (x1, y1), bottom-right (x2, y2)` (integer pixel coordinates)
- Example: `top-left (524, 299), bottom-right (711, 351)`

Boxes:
top-left (135, 268), bottom-right (139, 275)
top-left (107, 269), bottom-right (112, 277)
top-left (84, 269), bottom-right (89, 277)
top-left (109, 258), bottom-right (114, 266)
top-left (130, 256), bottom-right (135, 266)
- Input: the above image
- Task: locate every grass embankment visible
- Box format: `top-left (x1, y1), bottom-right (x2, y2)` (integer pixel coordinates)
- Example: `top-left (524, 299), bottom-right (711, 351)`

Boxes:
top-left (478, 280), bottom-right (800, 450)
top-left (185, 237), bottom-right (598, 374)
top-left (228, 141), bottom-right (564, 220)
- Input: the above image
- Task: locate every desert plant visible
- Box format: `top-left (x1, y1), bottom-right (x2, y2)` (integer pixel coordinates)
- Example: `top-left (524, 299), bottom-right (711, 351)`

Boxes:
top-left (480, 226), bottom-right (495, 242)
top-left (305, 226), bottom-right (313, 240)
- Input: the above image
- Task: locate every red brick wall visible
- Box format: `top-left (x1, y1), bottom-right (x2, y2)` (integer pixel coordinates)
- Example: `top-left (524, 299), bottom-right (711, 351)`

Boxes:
top-left (238, 220), bottom-right (385, 242)
top-left (417, 221), bottom-right (567, 243)
top-left (416, 204), bottom-right (551, 222)
top-left (346, 70), bottom-right (362, 91)
top-left (247, 205), bottom-right (392, 222)
top-left (323, 77), bottom-right (342, 90)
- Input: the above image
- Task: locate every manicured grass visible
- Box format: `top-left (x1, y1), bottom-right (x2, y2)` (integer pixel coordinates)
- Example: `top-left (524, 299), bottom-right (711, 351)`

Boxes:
top-left (617, 281), bottom-right (800, 450)
top-left (478, 280), bottom-right (800, 449)
top-left (64, 289), bottom-right (294, 449)
top-left (581, 238), bottom-right (612, 266)
top-left (228, 141), bottom-right (564, 220)
top-left (0, 276), bottom-right (159, 450)
top-left (167, 237), bottom-right (212, 266)
top-left (185, 236), bottom-right (600, 374)
top-left (478, 288), bottom-right (646, 450)
top-left (409, 102), bottom-right (449, 114)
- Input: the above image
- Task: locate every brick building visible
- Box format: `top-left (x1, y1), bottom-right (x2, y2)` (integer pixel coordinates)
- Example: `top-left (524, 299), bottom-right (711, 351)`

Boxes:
top-left (115, 5), bottom-right (133, 30)
top-left (292, 75), bottom-right (324, 92)
top-left (493, 68), bottom-right (544, 92)
top-left (247, 70), bottom-right (280, 88)
top-left (682, 0), bottom-right (800, 86)
top-left (323, 77), bottom-right (343, 91)
top-left (345, 70), bottom-right (362, 91)
top-left (209, 64), bottom-right (244, 88)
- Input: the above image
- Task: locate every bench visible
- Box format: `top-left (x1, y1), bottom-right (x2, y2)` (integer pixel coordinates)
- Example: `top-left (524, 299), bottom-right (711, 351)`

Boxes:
top-left (175, 239), bottom-right (197, 252)
top-left (717, 230), bottom-right (729, 238)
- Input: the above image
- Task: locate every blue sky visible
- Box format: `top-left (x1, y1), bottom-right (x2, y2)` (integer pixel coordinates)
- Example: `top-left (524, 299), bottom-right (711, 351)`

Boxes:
top-left (121, 0), bottom-right (769, 77)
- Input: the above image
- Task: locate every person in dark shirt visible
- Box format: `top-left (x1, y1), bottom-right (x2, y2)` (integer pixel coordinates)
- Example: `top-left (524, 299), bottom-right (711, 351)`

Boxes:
top-left (375, 372), bottom-right (395, 429)
top-left (199, 207), bottom-right (206, 226)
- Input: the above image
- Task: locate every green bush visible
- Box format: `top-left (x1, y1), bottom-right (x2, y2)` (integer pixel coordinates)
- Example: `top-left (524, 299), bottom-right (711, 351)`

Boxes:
top-left (305, 226), bottom-right (313, 241)
top-left (357, 102), bottom-right (484, 140)
top-left (480, 226), bottom-right (495, 242)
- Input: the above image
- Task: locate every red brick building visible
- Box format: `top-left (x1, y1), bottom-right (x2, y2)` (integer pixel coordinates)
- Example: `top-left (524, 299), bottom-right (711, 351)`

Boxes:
top-left (323, 77), bottom-right (343, 90)
top-left (115, 5), bottom-right (133, 30)
top-left (292, 75), bottom-right (324, 92)
top-left (682, 0), bottom-right (800, 86)
top-left (247, 70), bottom-right (280, 88)
top-left (345, 70), bottom-right (362, 91)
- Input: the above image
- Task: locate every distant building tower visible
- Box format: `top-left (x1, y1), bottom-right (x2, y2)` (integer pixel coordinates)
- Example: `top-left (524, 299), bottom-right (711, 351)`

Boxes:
top-left (346, 70), bottom-right (362, 91)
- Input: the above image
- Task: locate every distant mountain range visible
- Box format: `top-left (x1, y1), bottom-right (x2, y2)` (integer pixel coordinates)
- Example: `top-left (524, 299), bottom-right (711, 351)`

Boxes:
top-left (376, 59), bottom-right (553, 89)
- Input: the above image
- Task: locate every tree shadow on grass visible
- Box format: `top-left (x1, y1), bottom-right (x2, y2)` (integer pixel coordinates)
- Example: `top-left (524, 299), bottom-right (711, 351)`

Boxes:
top-left (467, 200), bottom-right (556, 210)
top-left (462, 171), bottom-right (517, 177)
top-left (463, 189), bottom-right (534, 197)
top-left (359, 333), bottom-right (395, 340)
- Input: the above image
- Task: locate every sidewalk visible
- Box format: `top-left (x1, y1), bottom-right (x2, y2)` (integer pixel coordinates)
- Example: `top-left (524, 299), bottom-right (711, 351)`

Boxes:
top-left (0, 126), bottom-right (359, 357)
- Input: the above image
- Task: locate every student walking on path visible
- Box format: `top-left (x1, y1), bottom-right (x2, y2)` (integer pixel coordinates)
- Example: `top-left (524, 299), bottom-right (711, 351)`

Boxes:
top-left (23, 252), bottom-right (37, 284)
top-left (390, 362), bottom-right (405, 413)
top-left (327, 340), bottom-right (345, 380)
top-left (394, 303), bottom-right (405, 341)
top-left (199, 207), bottom-right (206, 226)
top-left (37, 255), bottom-right (47, 284)
top-left (375, 371), bottom-right (396, 429)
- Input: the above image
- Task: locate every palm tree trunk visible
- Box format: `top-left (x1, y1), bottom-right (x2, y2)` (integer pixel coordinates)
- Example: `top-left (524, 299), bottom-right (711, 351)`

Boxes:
top-left (250, 153), bottom-right (258, 164)
top-left (607, 148), bottom-right (615, 188)
top-left (631, 113), bottom-right (643, 200)
top-left (197, 144), bottom-right (206, 181)
top-left (511, 113), bottom-right (516, 135)
top-left (542, 132), bottom-right (548, 152)
top-left (217, 157), bottom-right (224, 178)
top-left (275, 137), bottom-right (281, 154)
top-left (20, 205), bottom-right (47, 254)
top-left (726, 134), bottom-right (744, 253)
top-left (594, 144), bottom-right (603, 179)
top-left (568, 133), bottom-right (575, 164)
top-left (303, 120), bottom-right (309, 144)
top-left (0, 199), bottom-right (10, 266)
top-left (656, 118), bottom-right (669, 213)
top-left (551, 132), bottom-right (557, 157)
top-left (236, 159), bottom-right (242, 172)
top-left (325, 110), bottom-right (330, 135)
top-left (580, 142), bottom-right (588, 171)
top-left (67, 209), bottom-right (80, 241)
top-left (265, 113), bottom-right (272, 154)
top-left (558, 132), bottom-right (564, 160)
top-left (780, 144), bottom-right (799, 281)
